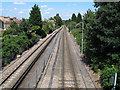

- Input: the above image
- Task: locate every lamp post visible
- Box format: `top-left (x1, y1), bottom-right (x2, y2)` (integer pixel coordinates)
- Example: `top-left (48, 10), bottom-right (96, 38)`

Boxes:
top-left (69, 20), bottom-right (71, 32)
top-left (81, 18), bottom-right (84, 55)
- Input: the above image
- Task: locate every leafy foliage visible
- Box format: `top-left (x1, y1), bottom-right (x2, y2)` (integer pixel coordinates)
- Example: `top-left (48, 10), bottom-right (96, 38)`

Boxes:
top-left (42, 21), bottom-right (53, 34)
top-left (76, 13), bottom-right (82, 23)
top-left (19, 18), bottom-right (30, 32)
top-left (100, 65), bottom-right (119, 89)
top-left (65, 2), bottom-right (120, 89)
top-left (54, 13), bottom-right (63, 27)
top-left (83, 2), bottom-right (120, 89)
top-left (2, 4), bottom-right (48, 66)
top-left (71, 13), bottom-right (77, 22)
top-left (29, 4), bottom-right (42, 28)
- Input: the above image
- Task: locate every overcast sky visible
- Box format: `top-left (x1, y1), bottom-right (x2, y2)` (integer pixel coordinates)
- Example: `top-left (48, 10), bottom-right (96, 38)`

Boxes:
top-left (1, 1), bottom-right (95, 20)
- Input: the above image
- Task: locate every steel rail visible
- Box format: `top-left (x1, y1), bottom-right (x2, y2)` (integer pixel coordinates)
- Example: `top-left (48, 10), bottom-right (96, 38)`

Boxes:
top-left (65, 29), bottom-right (78, 88)
top-left (11, 28), bottom-right (62, 89)
top-left (68, 29), bottom-right (97, 89)
top-left (0, 33), bottom-right (55, 86)
top-left (62, 30), bottom-right (65, 88)
top-left (48, 32), bottom-right (61, 88)
top-left (0, 27), bottom-right (62, 88)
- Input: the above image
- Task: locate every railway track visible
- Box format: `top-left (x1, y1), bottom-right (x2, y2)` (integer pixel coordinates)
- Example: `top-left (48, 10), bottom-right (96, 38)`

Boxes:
top-left (62, 30), bottom-right (65, 88)
top-left (3, 25), bottom-right (98, 89)
top-left (37, 26), bottom-right (97, 89)
top-left (67, 30), bottom-right (97, 89)
top-left (0, 27), bottom-right (63, 89)
top-left (48, 30), bottom-right (61, 88)
top-left (65, 29), bottom-right (78, 88)
top-left (59, 27), bottom-right (78, 88)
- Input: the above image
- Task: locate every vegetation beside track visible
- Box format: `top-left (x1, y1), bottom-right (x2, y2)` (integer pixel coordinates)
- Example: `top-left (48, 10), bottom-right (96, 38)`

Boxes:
top-left (65, 2), bottom-right (120, 89)
top-left (1, 4), bottom-right (63, 67)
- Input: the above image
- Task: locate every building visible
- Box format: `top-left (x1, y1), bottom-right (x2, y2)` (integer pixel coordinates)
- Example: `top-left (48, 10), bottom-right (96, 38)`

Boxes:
top-left (0, 19), bottom-right (4, 29)
top-left (0, 16), bottom-right (22, 30)
top-left (4, 20), bottom-right (21, 29)
top-left (0, 16), bottom-right (10, 21)
top-left (0, 19), bottom-right (4, 33)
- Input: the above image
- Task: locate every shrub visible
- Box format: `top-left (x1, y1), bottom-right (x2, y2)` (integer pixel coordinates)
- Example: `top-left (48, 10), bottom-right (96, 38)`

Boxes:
top-left (100, 65), bottom-right (119, 89)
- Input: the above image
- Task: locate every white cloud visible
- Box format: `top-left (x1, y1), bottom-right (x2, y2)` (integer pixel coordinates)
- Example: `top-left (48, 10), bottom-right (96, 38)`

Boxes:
top-left (44, 8), bottom-right (54, 15)
top-left (41, 5), bottom-right (47, 8)
top-left (14, 8), bottom-right (17, 10)
top-left (47, 8), bottom-right (54, 11)
top-left (18, 11), bottom-right (24, 14)
top-left (45, 12), bottom-right (50, 14)
top-left (28, 9), bottom-right (32, 11)
top-left (81, 11), bottom-right (85, 16)
top-left (13, 2), bottom-right (26, 5)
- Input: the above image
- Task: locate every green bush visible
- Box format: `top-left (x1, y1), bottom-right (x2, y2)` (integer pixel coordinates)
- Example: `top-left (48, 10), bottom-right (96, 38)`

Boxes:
top-left (100, 65), bottom-right (119, 89)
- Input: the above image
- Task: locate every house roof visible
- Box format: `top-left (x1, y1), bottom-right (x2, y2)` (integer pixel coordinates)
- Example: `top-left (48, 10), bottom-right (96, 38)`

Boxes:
top-left (4, 20), bottom-right (20, 24)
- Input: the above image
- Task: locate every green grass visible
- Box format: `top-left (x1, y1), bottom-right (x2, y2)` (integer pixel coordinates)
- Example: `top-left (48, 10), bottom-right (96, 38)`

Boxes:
top-left (0, 34), bottom-right (2, 37)
top-left (71, 28), bottom-right (86, 53)
top-left (71, 28), bottom-right (81, 46)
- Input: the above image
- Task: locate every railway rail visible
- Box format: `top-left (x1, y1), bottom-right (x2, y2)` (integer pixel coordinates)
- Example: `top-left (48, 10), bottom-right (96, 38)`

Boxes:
top-left (48, 31), bottom-right (61, 88)
top-left (67, 29), bottom-right (97, 89)
top-left (65, 29), bottom-right (78, 88)
top-left (1, 25), bottom-right (98, 89)
top-left (62, 30), bottom-right (65, 88)
top-left (0, 26), bottom-right (63, 89)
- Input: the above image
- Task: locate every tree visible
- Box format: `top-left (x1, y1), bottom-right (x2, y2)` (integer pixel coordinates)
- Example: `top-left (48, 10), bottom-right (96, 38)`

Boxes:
top-left (9, 21), bottom-right (18, 30)
top-left (94, 2), bottom-right (120, 67)
top-left (76, 13), bottom-right (82, 23)
top-left (54, 13), bottom-right (63, 27)
top-left (84, 2), bottom-right (120, 71)
top-left (3, 21), bottom-right (19, 36)
top-left (19, 18), bottom-right (30, 32)
top-left (71, 13), bottom-right (76, 22)
top-left (83, 9), bottom-right (100, 70)
top-left (29, 4), bottom-right (42, 28)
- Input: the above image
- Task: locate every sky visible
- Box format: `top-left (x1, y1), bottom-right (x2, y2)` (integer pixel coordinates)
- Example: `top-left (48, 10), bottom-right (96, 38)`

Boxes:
top-left (0, 1), bottom-right (96, 20)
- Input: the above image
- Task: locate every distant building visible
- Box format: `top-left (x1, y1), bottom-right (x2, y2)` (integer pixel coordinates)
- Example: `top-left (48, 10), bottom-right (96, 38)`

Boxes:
top-left (0, 19), bottom-right (4, 33)
top-left (0, 16), bottom-right (22, 30)
top-left (4, 20), bottom-right (21, 29)
top-left (0, 16), bottom-right (10, 21)
top-left (0, 19), bottom-right (4, 29)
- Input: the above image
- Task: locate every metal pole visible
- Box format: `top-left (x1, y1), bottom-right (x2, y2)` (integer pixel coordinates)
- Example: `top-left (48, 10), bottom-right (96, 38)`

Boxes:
top-left (81, 22), bottom-right (84, 54)
top-left (70, 21), bottom-right (71, 32)
top-left (113, 73), bottom-right (117, 90)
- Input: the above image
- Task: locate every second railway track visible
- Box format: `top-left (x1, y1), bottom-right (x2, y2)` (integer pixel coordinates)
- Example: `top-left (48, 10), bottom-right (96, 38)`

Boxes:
top-left (1, 27), bottom-right (63, 89)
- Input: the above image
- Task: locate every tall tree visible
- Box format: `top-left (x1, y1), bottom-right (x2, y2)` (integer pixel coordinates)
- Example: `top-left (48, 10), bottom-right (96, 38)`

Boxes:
top-left (29, 4), bottom-right (42, 28)
top-left (71, 13), bottom-right (76, 22)
top-left (76, 13), bottom-right (82, 23)
top-left (84, 2), bottom-right (120, 70)
top-left (54, 13), bottom-right (63, 27)
top-left (95, 2), bottom-right (120, 66)
top-left (19, 18), bottom-right (30, 32)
